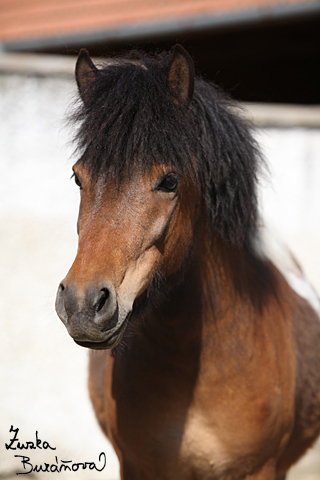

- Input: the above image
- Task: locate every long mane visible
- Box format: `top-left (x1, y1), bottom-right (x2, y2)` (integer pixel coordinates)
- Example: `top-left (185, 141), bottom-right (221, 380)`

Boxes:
top-left (72, 51), bottom-right (262, 247)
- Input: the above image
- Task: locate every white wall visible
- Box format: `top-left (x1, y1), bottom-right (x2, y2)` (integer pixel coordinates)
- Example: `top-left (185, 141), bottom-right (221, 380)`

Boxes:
top-left (0, 74), bottom-right (119, 480)
top-left (258, 128), bottom-right (320, 294)
top-left (0, 72), bottom-right (319, 479)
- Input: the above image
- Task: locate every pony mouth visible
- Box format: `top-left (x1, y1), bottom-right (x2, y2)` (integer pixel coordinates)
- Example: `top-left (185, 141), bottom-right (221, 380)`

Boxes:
top-left (74, 312), bottom-right (131, 350)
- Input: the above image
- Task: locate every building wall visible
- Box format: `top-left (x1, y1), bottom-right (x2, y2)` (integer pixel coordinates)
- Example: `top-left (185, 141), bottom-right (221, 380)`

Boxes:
top-left (0, 72), bottom-right (319, 479)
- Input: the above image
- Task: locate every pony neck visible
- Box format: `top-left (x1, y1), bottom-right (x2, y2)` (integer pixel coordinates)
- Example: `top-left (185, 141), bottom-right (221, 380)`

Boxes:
top-left (126, 223), bottom-right (277, 358)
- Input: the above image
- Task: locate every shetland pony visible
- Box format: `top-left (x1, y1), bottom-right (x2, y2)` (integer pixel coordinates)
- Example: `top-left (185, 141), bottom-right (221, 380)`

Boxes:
top-left (56, 45), bottom-right (320, 480)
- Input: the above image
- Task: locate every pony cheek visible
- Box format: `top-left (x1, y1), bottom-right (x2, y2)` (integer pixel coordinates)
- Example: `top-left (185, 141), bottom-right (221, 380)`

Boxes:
top-left (148, 216), bottom-right (170, 246)
top-left (162, 215), bottom-right (194, 276)
top-left (117, 246), bottom-right (161, 310)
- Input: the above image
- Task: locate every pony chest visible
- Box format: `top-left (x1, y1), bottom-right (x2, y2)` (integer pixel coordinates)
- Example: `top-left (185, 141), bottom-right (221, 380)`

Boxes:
top-left (179, 414), bottom-right (233, 479)
top-left (106, 383), bottom-right (262, 479)
top-left (178, 408), bottom-right (278, 480)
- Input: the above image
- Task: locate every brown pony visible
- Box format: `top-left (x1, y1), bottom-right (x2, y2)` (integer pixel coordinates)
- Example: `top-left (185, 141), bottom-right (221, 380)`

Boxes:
top-left (56, 46), bottom-right (320, 479)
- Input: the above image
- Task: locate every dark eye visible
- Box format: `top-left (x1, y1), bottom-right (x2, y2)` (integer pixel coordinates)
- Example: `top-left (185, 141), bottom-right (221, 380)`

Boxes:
top-left (157, 173), bottom-right (178, 193)
top-left (72, 172), bottom-right (82, 189)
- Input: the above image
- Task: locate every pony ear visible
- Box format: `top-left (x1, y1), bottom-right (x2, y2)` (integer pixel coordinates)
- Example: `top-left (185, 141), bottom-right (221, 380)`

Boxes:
top-left (75, 49), bottom-right (99, 99)
top-left (168, 45), bottom-right (194, 105)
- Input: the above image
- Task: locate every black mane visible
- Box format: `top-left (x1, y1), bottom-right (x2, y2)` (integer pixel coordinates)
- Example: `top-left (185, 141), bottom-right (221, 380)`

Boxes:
top-left (72, 50), bottom-right (262, 247)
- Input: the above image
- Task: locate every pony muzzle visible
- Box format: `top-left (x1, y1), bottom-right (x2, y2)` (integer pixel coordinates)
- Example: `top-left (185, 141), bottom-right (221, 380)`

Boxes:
top-left (55, 280), bottom-right (129, 348)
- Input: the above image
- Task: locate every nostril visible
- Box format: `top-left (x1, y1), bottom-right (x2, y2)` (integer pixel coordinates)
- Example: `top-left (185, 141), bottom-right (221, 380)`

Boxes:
top-left (56, 281), bottom-right (68, 324)
top-left (95, 288), bottom-right (110, 313)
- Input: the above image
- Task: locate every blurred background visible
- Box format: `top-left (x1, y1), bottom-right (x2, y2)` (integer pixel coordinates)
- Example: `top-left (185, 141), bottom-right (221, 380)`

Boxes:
top-left (0, 1), bottom-right (320, 479)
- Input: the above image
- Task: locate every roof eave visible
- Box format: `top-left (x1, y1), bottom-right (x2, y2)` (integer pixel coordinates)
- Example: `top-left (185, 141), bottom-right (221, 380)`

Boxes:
top-left (1, 1), bottom-right (320, 52)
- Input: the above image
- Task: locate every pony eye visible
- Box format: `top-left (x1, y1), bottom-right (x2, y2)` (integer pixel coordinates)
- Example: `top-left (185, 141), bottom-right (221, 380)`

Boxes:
top-left (157, 173), bottom-right (178, 193)
top-left (72, 172), bottom-right (82, 189)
